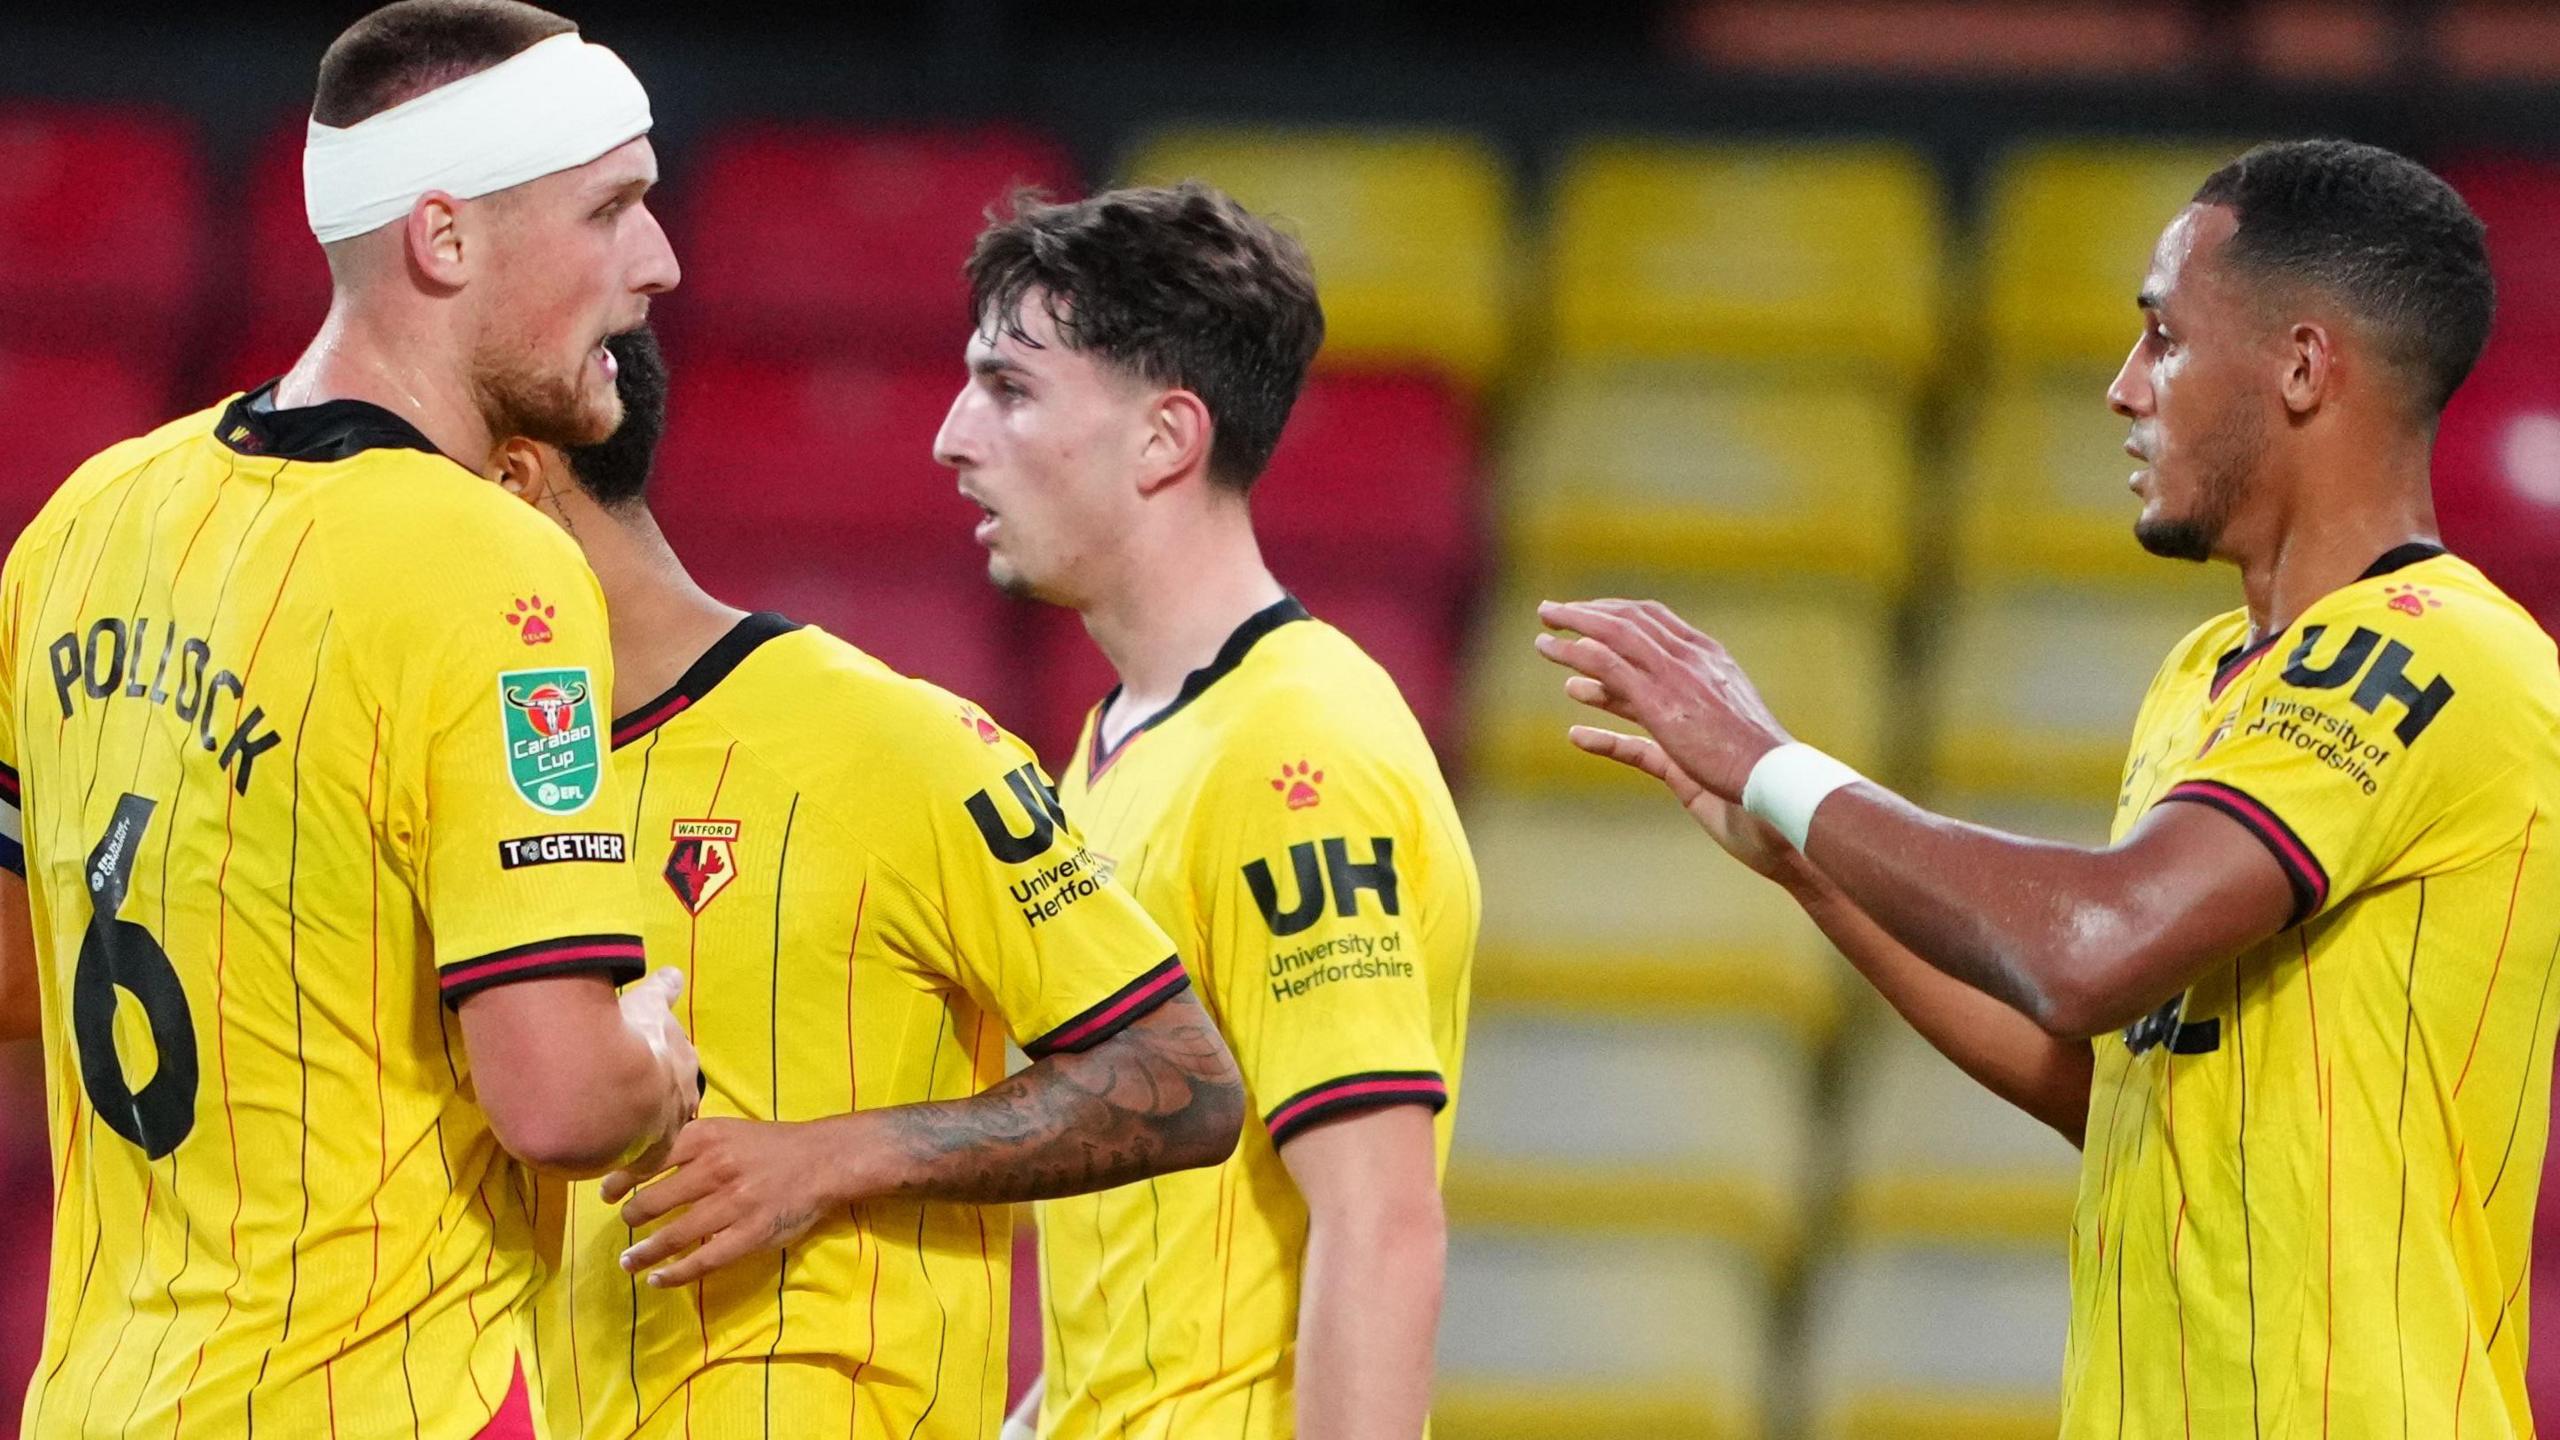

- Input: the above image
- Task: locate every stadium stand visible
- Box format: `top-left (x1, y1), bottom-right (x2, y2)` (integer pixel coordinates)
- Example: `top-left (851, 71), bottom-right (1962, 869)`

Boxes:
top-left (7, 29), bottom-right (2560, 1429)
top-left (1504, 367), bottom-right (1914, 591)
top-left (0, 105), bottom-right (205, 374)
top-left (1120, 128), bottom-right (1517, 387)
top-left (1438, 1226), bottom-right (1772, 1439)
top-left (1545, 138), bottom-right (1948, 387)
top-left (671, 125), bottom-right (1079, 364)
top-left (1979, 141), bottom-right (2244, 373)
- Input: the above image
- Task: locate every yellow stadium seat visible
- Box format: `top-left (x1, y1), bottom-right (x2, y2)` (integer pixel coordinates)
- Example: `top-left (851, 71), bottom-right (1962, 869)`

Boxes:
top-left (1448, 1010), bottom-right (1817, 1267)
top-left (1121, 127), bottom-right (1515, 384)
top-left (1806, 1245), bottom-right (2069, 1440)
top-left (1504, 365), bottom-right (1915, 589)
top-left (1438, 1228), bottom-right (1770, 1440)
top-left (1981, 141), bottom-right (2243, 372)
top-left (1546, 139), bottom-right (1947, 384)
top-left (1837, 1023), bottom-right (2082, 1248)
top-left (1470, 575), bottom-right (1893, 790)
top-left (1957, 368), bottom-right (2172, 582)
top-left (1461, 790), bottom-right (1844, 1041)
top-left (1927, 574), bottom-right (2233, 802)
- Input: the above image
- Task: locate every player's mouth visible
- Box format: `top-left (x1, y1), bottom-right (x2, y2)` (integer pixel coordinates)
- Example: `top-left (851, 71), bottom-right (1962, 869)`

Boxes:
top-left (594, 342), bottom-right (618, 383)
top-left (964, 493), bottom-right (1000, 546)
top-left (2124, 436), bottom-right (2151, 493)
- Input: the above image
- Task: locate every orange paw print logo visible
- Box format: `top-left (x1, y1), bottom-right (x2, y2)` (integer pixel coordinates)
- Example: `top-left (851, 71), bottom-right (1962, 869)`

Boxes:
top-left (1272, 760), bottom-right (1324, 810)
top-left (2383, 583), bottom-right (2441, 619)
top-left (504, 595), bottom-right (556, 645)
top-left (959, 704), bottom-right (1002, 745)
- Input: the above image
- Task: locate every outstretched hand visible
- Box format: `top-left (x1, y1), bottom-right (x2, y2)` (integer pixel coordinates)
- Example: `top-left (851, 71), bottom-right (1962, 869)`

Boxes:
top-left (1534, 598), bottom-right (1793, 801)
top-left (1564, 725), bottom-right (1804, 883)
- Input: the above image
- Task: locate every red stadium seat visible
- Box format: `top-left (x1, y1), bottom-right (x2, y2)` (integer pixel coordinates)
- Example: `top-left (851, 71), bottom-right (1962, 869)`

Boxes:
top-left (1254, 370), bottom-right (1481, 597)
top-left (671, 125), bottom-right (1077, 364)
top-left (0, 351), bottom-right (167, 545)
top-left (0, 105), bottom-right (206, 368)
top-left (650, 359), bottom-right (978, 567)
top-left (221, 116), bottom-right (332, 394)
top-left (2435, 336), bottom-right (2560, 619)
top-left (2443, 157), bottom-right (2560, 341)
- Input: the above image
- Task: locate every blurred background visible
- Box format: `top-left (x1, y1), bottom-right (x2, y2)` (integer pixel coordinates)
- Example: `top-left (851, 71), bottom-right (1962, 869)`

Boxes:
top-left (5, 0), bottom-right (2560, 1435)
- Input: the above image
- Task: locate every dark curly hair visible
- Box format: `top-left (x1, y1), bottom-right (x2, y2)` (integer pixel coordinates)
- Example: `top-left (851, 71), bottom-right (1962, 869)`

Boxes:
top-left (965, 182), bottom-right (1326, 491)
top-left (563, 327), bottom-right (669, 511)
top-left (2193, 139), bottom-right (2495, 415)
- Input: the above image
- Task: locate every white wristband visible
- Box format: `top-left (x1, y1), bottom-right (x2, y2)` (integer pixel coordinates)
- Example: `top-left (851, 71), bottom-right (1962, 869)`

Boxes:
top-left (1740, 742), bottom-right (1866, 851)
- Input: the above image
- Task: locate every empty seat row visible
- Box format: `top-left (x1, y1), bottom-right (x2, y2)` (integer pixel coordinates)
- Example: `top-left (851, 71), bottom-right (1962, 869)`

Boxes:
top-left (1435, 1228), bottom-right (2068, 1439)
top-left (17, 99), bottom-right (2560, 394)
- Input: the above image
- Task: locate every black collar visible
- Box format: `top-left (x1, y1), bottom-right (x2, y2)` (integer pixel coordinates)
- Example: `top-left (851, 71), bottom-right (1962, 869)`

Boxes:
top-left (217, 382), bottom-right (443, 463)
top-left (2211, 541), bottom-right (2452, 693)
top-left (611, 611), bottom-right (802, 748)
top-left (2358, 541), bottom-right (2448, 582)
top-left (1088, 596), bottom-right (1311, 778)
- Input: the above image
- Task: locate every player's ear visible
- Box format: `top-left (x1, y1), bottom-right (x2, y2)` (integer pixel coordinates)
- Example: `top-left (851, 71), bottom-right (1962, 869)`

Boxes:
top-left (491, 438), bottom-right (551, 510)
top-left (2281, 319), bottom-right (2334, 417)
top-left (405, 192), bottom-right (469, 291)
top-left (1136, 388), bottom-right (1213, 498)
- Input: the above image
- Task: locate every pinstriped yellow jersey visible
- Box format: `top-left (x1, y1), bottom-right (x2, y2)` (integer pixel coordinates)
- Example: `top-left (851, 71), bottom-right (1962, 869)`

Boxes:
top-left (2072, 546), bottom-right (2560, 1438)
top-left (1038, 599), bottom-right (1478, 1440)
top-left (0, 387), bottom-right (648, 1439)
top-left (525, 617), bottom-right (1186, 1440)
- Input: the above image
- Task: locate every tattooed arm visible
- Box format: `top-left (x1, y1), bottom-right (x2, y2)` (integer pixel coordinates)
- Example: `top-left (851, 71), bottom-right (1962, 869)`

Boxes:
top-left (605, 992), bottom-right (1243, 1286)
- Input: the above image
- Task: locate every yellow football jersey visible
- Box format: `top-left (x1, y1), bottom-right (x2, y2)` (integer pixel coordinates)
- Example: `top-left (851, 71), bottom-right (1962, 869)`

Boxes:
top-left (1037, 598), bottom-right (1478, 1440)
top-left (0, 387), bottom-right (646, 1438)
top-left (2071, 546), bottom-right (2560, 1438)
top-left (524, 616), bottom-right (1187, 1440)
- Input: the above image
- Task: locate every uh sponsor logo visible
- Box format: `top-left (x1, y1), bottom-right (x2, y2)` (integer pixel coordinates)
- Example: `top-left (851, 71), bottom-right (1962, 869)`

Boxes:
top-left (500, 667), bottom-right (601, 815)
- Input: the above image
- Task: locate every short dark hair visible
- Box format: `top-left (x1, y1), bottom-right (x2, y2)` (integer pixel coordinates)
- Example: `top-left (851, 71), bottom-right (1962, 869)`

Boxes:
top-left (2192, 139), bottom-right (2495, 415)
top-left (564, 327), bottom-right (669, 510)
top-left (313, 0), bottom-right (574, 128)
top-left (966, 182), bottom-right (1326, 490)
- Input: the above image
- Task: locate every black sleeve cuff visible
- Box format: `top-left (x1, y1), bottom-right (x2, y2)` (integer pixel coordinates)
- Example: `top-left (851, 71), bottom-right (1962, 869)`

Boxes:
top-left (438, 933), bottom-right (647, 1009)
top-left (1264, 1069), bottom-right (1449, 1148)
top-left (1024, 956), bottom-right (1189, 1058)
top-left (2158, 780), bottom-right (2331, 927)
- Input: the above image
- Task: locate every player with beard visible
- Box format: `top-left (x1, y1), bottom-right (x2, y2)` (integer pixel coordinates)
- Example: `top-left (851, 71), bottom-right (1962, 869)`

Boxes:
top-left (0, 4), bottom-right (698, 1434)
top-left (937, 184), bottom-right (1479, 1440)
top-left (1540, 140), bottom-right (2560, 1435)
top-left (486, 327), bottom-right (1243, 1439)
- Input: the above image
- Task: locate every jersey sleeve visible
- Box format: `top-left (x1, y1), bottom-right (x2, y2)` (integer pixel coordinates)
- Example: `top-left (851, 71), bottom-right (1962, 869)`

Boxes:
top-left (890, 709), bottom-right (1188, 1057)
top-left (2156, 602), bottom-right (2499, 927)
top-left (378, 502), bottom-right (644, 1007)
top-left (1194, 735), bottom-right (1448, 1148)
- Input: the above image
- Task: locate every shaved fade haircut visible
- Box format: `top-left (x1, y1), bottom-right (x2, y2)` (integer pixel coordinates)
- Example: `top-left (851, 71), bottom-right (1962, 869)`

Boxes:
top-left (2194, 139), bottom-right (2496, 416)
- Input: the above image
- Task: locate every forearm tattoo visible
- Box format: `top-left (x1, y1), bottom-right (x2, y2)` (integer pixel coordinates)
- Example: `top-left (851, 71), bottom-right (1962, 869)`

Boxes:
top-left (869, 993), bottom-right (1244, 1205)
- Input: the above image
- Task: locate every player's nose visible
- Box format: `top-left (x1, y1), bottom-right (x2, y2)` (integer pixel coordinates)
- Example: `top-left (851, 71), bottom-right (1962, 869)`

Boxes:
top-left (931, 387), bottom-right (975, 470)
top-left (633, 204), bottom-right (680, 297)
top-left (2106, 341), bottom-right (2149, 420)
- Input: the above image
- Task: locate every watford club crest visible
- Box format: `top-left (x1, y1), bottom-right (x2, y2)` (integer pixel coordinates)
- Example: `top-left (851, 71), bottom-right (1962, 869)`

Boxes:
top-left (665, 819), bottom-right (741, 914)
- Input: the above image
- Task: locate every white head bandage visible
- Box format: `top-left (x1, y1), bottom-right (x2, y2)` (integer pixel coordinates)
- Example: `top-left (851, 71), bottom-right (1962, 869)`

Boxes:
top-left (302, 31), bottom-right (652, 245)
